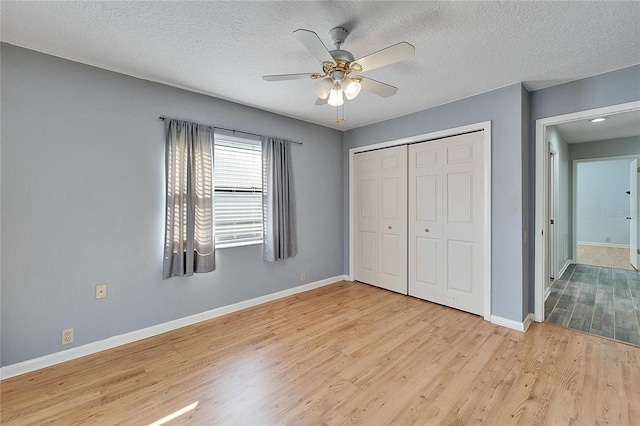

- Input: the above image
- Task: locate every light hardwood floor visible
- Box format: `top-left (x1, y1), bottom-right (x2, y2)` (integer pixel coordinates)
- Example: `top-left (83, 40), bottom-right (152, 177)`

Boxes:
top-left (2, 281), bottom-right (639, 425)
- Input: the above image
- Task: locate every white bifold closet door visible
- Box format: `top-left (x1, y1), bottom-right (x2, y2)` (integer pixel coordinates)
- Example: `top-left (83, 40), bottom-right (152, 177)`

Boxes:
top-left (354, 145), bottom-right (408, 294)
top-left (408, 132), bottom-right (484, 315)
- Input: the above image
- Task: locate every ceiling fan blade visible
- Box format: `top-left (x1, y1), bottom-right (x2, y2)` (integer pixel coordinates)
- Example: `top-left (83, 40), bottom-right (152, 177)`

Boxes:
top-left (315, 97), bottom-right (328, 105)
top-left (352, 42), bottom-right (415, 72)
top-left (293, 29), bottom-right (335, 64)
top-left (262, 73), bottom-right (316, 82)
top-left (358, 77), bottom-right (398, 98)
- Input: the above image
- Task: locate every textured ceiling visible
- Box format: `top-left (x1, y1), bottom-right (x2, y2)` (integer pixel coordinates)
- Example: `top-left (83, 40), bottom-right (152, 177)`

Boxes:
top-left (2, 1), bottom-right (639, 131)
top-left (555, 110), bottom-right (640, 144)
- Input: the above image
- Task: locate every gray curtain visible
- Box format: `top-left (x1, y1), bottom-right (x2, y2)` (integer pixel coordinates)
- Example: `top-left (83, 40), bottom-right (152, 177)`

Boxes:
top-left (262, 136), bottom-right (297, 262)
top-left (163, 119), bottom-right (215, 279)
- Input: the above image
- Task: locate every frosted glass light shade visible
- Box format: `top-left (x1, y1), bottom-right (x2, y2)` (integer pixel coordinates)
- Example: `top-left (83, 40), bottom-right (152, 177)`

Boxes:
top-left (314, 78), bottom-right (334, 99)
top-left (343, 79), bottom-right (361, 100)
top-left (327, 89), bottom-right (344, 106)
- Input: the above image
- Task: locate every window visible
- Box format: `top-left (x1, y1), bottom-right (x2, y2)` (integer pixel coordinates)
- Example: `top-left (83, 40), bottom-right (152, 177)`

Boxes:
top-left (213, 131), bottom-right (262, 248)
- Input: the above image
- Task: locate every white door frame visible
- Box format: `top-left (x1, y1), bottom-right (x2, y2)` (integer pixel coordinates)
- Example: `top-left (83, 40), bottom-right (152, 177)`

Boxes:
top-left (534, 100), bottom-right (640, 322)
top-left (631, 159), bottom-right (639, 270)
top-left (348, 121), bottom-right (492, 321)
top-left (548, 144), bottom-right (558, 281)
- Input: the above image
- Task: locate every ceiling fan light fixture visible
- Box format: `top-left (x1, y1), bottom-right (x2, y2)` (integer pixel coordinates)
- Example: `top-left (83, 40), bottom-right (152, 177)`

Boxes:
top-left (263, 27), bottom-right (415, 123)
top-left (314, 78), bottom-right (334, 99)
top-left (343, 79), bottom-right (361, 100)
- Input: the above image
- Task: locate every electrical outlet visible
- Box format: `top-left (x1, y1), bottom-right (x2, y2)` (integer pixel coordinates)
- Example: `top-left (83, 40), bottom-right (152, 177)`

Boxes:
top-left (96, 283), bottom-right (107, 299)
top-left (301, 272), bottom-right (306, 282)
top-left (605, 237), bottom-right (611, 243)
top-left (62, 328), bottom-right (74, 345)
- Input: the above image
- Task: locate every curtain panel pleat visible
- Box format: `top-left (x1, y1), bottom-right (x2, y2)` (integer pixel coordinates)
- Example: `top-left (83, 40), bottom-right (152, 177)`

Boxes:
top-left (163, 119), bottom-right (215, 279)
top-left (262, 137), bottom-right (297, 262)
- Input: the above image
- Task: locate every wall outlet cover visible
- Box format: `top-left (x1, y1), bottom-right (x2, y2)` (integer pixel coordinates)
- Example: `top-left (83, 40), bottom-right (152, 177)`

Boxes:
top-left (96, 283), bottom-right (107, 299)
top-left (62, 328), bottom-right (74, 345)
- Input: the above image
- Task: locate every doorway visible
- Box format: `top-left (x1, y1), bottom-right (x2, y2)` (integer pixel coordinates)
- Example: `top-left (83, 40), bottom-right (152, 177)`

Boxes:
top-left (535, 102), bottom-right (640, 345)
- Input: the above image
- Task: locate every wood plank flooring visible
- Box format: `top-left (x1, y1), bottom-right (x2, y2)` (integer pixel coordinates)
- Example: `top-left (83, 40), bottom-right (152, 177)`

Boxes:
top-left (2, 281), bottom-right (640, 425)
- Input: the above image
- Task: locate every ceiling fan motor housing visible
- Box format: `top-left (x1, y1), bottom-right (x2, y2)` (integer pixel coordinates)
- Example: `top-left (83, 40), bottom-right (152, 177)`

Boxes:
top-left (330, 50), bottom-right (355, 63)
top-left (327, 27), bottom-right (355, 83)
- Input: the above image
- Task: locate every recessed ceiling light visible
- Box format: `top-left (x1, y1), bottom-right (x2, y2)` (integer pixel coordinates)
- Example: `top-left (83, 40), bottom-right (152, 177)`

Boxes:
top-left (590, 117), bottom-right (607, 123)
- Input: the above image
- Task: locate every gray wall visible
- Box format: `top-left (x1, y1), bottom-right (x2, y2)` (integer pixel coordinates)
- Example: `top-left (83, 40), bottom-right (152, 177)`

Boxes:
top-left (576, 159), bottom-right (634, 245)
top-left (529, 64), bottom-right (640, 313)
top-left (343, 83), bottom-right (527, 323)
top-left (521, 85), bottom-right (532, 318)
top-left (0, 44), bottom-right (344, 366)
top-left (570, 136), bottom-right (640, 161)
top-left (570, 136), bottom-right (640, 253)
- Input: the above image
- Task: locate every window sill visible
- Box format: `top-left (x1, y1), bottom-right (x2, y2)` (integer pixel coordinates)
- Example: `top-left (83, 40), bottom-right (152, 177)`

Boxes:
top-left (216, 240), bottom-right (262, 250)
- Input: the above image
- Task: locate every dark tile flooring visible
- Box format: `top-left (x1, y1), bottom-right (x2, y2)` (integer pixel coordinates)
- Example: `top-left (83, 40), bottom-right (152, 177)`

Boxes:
top-left (545, 263), bottom-right (640, 346)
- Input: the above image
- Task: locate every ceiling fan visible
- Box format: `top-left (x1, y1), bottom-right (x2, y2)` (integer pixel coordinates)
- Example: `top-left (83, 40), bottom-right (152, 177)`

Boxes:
top-left (263, 27), bottom-right (415, 123)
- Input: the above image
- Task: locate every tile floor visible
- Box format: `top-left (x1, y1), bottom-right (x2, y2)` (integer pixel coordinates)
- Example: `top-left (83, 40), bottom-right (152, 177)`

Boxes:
top-left (545, 263), bottom-right (640, 346)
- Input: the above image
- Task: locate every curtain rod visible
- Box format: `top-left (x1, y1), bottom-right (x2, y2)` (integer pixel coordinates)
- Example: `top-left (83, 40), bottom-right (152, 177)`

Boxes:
top-left (159, 116), bottom-right (302, 145)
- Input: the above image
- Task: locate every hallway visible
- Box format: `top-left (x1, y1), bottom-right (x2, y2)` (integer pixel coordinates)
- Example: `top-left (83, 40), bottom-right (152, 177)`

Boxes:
top-left (545, 264), bottom-right (640, 345)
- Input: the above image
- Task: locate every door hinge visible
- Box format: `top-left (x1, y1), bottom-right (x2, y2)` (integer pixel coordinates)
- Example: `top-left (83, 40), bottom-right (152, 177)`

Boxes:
top-left (637, 249), bottom-right (640, 255)
top-left (550, 219), bottom-right (554, 225)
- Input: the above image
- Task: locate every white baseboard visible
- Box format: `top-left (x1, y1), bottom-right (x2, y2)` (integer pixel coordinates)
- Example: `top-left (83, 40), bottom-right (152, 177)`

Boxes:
top-left (0, 275), bottom-right (347, 380)
top-left (546, 260), bottom-right (571, 301)
top-left (577, 241), bottom-right (629, 249)
top-left (544, 259), bottom-right (572, 301)
top-left (491, 313), bottom-right (535, 332)
top-left (544, 286), bottom-right (551, 301)
top-left (558, 259), bottom-right (572, 279)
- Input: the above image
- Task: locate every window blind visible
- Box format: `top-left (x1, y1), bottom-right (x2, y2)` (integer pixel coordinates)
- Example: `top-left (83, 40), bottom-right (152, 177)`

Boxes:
top-left (213, 133), bottom-right (263, 247)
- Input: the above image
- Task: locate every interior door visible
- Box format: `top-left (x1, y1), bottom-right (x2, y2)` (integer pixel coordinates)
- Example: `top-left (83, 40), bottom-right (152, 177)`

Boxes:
top-left (409, 132), bottom-right (484, 316)
top-left (631, 159), bottom-right (639, 270)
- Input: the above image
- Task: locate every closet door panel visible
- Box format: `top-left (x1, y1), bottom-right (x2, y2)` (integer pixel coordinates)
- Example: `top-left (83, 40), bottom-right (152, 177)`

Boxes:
top-left (354, 145), bottom-right (407, 294)
top-left (378, 146), bottom-right (408, 294)
top-left (442, 132), bottom-right (484, 316)
top-left (354, 151), bottom-right (379, 286)
top-left (410, 132), bottom-right (484, 316)
top-left (413, 236), bottom-right (441, 300)
top-left (409, 142), bottom-right (444, 302)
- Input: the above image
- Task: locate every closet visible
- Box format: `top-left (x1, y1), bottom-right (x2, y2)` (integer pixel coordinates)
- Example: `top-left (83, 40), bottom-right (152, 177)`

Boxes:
top-left (353, 131), bottom-right (485, 316)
